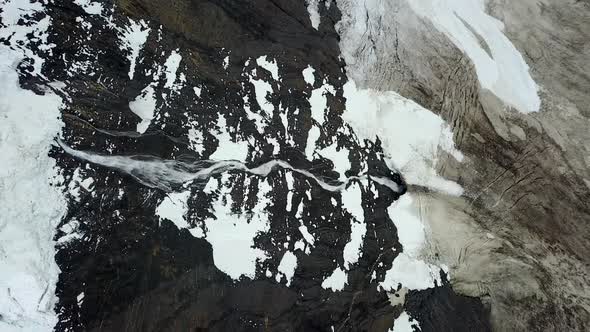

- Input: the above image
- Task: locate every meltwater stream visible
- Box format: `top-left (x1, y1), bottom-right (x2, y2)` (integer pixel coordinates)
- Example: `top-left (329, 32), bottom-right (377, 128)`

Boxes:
top-left (57, 140), bottom-right (402, 193)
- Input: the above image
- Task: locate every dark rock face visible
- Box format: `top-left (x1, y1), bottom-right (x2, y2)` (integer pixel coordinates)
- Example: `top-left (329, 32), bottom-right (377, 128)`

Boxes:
top-left (8, 0), bottom-right (490, 331)
top-left (405, 278), bottom-right (491, 332)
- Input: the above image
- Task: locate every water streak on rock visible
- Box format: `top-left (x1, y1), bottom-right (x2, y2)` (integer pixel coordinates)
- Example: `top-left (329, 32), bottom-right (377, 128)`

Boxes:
top-left (57, 140), bottom-right (400, 193)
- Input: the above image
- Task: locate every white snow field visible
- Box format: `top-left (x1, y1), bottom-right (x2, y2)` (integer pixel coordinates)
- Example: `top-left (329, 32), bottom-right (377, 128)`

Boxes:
top-left (0, 1), bottom-right (66, 331)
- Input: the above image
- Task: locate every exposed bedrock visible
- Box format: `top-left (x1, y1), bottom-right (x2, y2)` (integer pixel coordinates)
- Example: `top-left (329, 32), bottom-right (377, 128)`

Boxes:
top-left (4, 0), bottom-right (587, 330)
top-left (34, 0), bottom-right (489, 331)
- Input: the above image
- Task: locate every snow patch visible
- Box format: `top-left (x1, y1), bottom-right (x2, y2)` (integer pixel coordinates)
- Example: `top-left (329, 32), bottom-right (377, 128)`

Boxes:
top-left (341, 182), bottom-right (363, 222)
top-left (309, 82), bottom-right (336, 124)
top-left (294, 239), bottom-right (307, 253)
top-left (390, 312), bottom-right (420, 332)
top-left (163, 50), bottom-right (182, 90)
top-left (223, 55), bottom-right (230, 70)
top-left (0, 2), bottom-right (66, 329)
top-left (243, 94), bottom-right (267, 134)
top-left (193, 86), bottom-right (202, 98)
top-left (277, 251), bottom-right (297, 286)
top-left (156, 191), bottom-right (191, 229)
top-left (406, 0), bottom-right (540, 113)
top-left (187, 126), bottom-right (205, 155)
top-left (0, 0), bottom-right (51, 75)
top-left (57, 219), bottom-right (82, 245)
top-left (322, 267), bottom-right (347, 291)
top-left (250, 73), bottom-right (274, 114)
top-left (317, 143), bottom-right (350, 181)
top-left (121, 19), bottom-right (150, 80)
top-left (67, 168), bottom-right (94, 201)
top-left (382, 193), bottom-right (446, 292)
top-left (343, 221), bottom-right (366, 268)
top-left (197, 174), bottom-right (270, 279)
top-left (210, 115), bottom-right (249, 161)
top-left (74, 0), bottom-right (103, 15)
top-left (305, 125), bottom-right (320, 159)
top-left (256, 56), bottom-right (279, 81)
top-left (341, 182), bottom-right (366, 267)
top-left (302, 65), bottom-right (316, 85)
top-left (342, 80), bottom-right (463, 195)
top-left (389, 194), bottom-right (427, 257)
top-left (380, 253), bottom-right (442, 291)
top-left (298, 225), bottom-right (315, 246)
top-left (129, 84), bottom-right (157, 133)
top-left (307, 0), bottom-right (321, 29)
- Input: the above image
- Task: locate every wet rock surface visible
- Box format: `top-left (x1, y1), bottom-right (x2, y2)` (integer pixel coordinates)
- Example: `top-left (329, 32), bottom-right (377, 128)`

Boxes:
top-left (2, 0), bottom-right (491, 331)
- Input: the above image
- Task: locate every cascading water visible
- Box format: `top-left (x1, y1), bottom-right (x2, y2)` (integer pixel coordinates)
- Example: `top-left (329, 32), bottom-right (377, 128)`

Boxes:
top-left (57, 139), bottom-right (402, 193)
